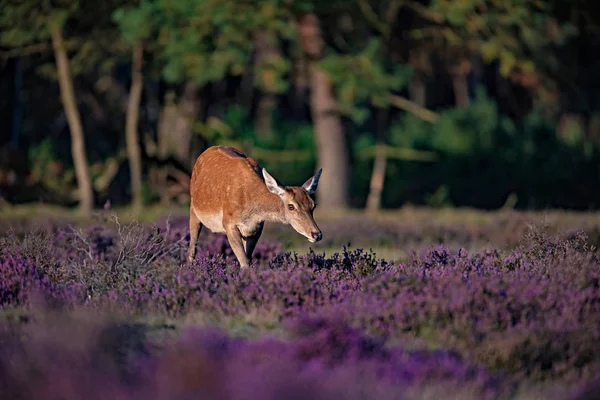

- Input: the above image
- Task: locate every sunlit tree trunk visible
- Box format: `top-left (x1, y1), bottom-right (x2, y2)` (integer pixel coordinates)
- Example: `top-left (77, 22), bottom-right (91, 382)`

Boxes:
top-left (49, 19), bottom-right (93, 216)
top-left (299, 13), bottom-right (349, 209)
top-left (366, 144), bottom-right (387, 211)
top-left (366, 109), bottom-right (389, 212)
top-left (125, 41), bottom-right (144, 214)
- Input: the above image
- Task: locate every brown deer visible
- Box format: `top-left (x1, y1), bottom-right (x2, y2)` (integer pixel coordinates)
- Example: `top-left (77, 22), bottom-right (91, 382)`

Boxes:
top-left (187, 145), bottom-right (323, 268)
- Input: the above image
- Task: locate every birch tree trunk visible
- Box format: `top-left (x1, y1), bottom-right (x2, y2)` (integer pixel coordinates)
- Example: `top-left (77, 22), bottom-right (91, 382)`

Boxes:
top-left (125, 41), bottom-right (144, 214)
top-left (365, 144), bottom-right (387, 211)
top-left (49, 19), bottom-right (93, 216)
top-left (366, 109), bottom-right (389, 212)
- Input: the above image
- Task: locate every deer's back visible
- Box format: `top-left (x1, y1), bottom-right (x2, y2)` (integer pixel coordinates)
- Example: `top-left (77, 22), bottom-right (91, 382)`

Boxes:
top-left (190, 146), bottom-right (264, 217)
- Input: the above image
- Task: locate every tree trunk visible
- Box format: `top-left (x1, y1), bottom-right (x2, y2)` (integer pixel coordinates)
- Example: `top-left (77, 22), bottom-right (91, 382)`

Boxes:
top-left (49, 20), bottom-right (94, 216)
top-left (11, 57), bottom-right (23, 149)
top-left (254, 30), bottom-right (278, 138)
top-left (450, 64), bottom-right (470, 107)
top-left (255, 94), bottom-right (276, 137)
top-left (156, 83), bottom-right (200, 205)
top-left (366, 109), bottom-right (389, 212)
top-left (299, 13), bottom-right (349, 209)
top-left (125, 42), bottom-right (144, 214)
top-left (408, 48), bottom-right (429, 108)
top-left (366, 144), bottom-right (387, 211)
top-left (409, 78), bottom-right (426, 108)
top-left (292, 56), bottom-right (309, 116)
top-left (157, 82), bottom-right (199, 170)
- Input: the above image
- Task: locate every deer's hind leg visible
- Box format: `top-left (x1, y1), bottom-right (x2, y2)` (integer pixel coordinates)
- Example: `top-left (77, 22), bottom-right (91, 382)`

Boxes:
top-left (243, 222), bottom-right (264, 266)
top-left (188, 209), bottom-right (203, 262)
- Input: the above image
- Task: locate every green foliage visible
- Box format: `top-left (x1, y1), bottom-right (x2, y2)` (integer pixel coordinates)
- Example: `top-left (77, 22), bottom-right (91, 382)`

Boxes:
top-left (196, 104), bottom-right (316, 153)
top-left (319, 38), bottom-right (412, 124)
top-left (112, 0), bottom-right (156, 44)
top-left (0, 0), bottom-right (77, 46)
top-left (423, 0), bottom-right (578, 77)
top-left (390, 87), bottom-right (505, 155)
top-left (380, 86), bottom-right (600, 210)
top-left (195, 105), bottom-right (253, 147)
top-left (113, 0), bottom-right (297, 87)
top-left (0, 0), bottom-right (129, 79)
top-left (194, 103), bottom-right (316, 185)
top-left (254, 43), bottom-right (291, 94)
top-left (424, 185), bottom-right (452, 208)
top-left (28, 138), bottom-right (57, 182)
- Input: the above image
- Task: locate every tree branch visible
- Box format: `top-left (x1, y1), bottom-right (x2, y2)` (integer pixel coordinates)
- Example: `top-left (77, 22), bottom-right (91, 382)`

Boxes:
top-left (0, 40), bottom-right (79, 59)
top-left (405, 2), bottom-right (445, 24)
top-left (357, 0), bottom-right (386, 34)
top-left (387, 94), bottom-right (440, 123)
top-left (357, 144), bottom-right (438, 162)
top-left (383, 1), bottom-right (403, 39)
top-left (358, 0), bottom-right (405, 39)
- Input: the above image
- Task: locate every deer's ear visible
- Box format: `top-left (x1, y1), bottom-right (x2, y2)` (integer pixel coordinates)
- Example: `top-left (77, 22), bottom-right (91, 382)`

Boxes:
top-left (263, 168), bottom-right (286, 196)
top-left (302, 168), bottom-right (322, 195)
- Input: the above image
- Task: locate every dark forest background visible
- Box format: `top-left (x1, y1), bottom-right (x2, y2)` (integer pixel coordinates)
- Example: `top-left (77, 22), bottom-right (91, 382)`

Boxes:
top-left (1, 0), bottom-right (599, 216)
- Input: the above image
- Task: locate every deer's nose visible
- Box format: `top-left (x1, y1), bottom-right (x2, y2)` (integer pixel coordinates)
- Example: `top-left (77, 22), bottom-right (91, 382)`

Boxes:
top-left (311, 231), bottom-right (322, 242)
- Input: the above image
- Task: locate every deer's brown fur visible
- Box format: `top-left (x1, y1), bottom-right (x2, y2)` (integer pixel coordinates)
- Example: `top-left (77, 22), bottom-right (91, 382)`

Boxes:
top-left (188, 145), bottom-right (322, 268)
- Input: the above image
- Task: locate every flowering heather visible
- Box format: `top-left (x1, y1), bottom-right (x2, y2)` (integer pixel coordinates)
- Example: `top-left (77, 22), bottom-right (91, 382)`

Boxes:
top-left (0, 312), bottom-right (508, 400)
top-left (3, 208), bottom-right (599, 253)
top-left (0, 213), bottom-right (599, 399)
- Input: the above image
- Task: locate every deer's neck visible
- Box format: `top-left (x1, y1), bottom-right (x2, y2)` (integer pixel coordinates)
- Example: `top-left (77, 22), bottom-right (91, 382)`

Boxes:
top-left (255, 191), bottom-right (287, 224)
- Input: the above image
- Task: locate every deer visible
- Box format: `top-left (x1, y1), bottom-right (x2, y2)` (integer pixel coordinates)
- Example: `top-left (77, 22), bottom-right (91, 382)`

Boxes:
top-left (187, 145), bottom-right (323, 268)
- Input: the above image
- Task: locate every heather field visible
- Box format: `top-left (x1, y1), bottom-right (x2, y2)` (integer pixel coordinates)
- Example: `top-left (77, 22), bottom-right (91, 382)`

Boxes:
top-left (1, 207), bottom-right (600, 400)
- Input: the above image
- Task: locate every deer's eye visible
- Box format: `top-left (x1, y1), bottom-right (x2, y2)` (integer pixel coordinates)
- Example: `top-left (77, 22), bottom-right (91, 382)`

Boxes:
top-left (288, 204), bottom-right (295, 211)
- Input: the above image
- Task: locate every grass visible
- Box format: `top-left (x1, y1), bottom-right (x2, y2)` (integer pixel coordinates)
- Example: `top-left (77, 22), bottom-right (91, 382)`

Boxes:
top-left (4, 201), bottom-right (600, 222)
top-left (3, 202), bottom-right (599, 261)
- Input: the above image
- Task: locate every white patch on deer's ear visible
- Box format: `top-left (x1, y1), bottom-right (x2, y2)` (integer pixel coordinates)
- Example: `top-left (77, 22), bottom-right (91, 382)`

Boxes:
top-left (263, 168), bottom-right (286, 196)
top-left (302, 168), bottom-right (322, 195)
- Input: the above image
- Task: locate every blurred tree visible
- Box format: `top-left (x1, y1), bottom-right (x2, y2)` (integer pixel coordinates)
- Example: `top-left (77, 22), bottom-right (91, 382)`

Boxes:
top-left (0, 0), bottom-right (95, 215)
top-left (113, 0), bottom-right (153, 214)
top-left (410, 0), bottom-right (577, 110)
top-left (154, 0), bottom-right (291, 160)
top-left (113, 0), bottom-right (201, 205)
top-left (309, 1), bottom-right (422, 210)
top-left (114, 0), bottom-right (297, 204)
top-left (253, 29), bottom-right (286, 138)
top-left (125, 43), bottom-right (144, 214)
top-left (298, 12), bottom-right (350, 209)
top-left (547, 0), bottom-right (600, 138)
top-left (1, 0), bottom-right (597, 212)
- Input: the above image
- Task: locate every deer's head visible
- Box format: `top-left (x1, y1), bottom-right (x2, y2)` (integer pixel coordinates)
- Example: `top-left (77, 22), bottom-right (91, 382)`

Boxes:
top-left (263, 168), bottom-right (323, 243)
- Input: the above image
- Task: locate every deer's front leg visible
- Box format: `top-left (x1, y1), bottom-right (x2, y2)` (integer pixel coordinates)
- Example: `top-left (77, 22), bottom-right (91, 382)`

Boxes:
top-left (225, 223), bottom-right (250, 269)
